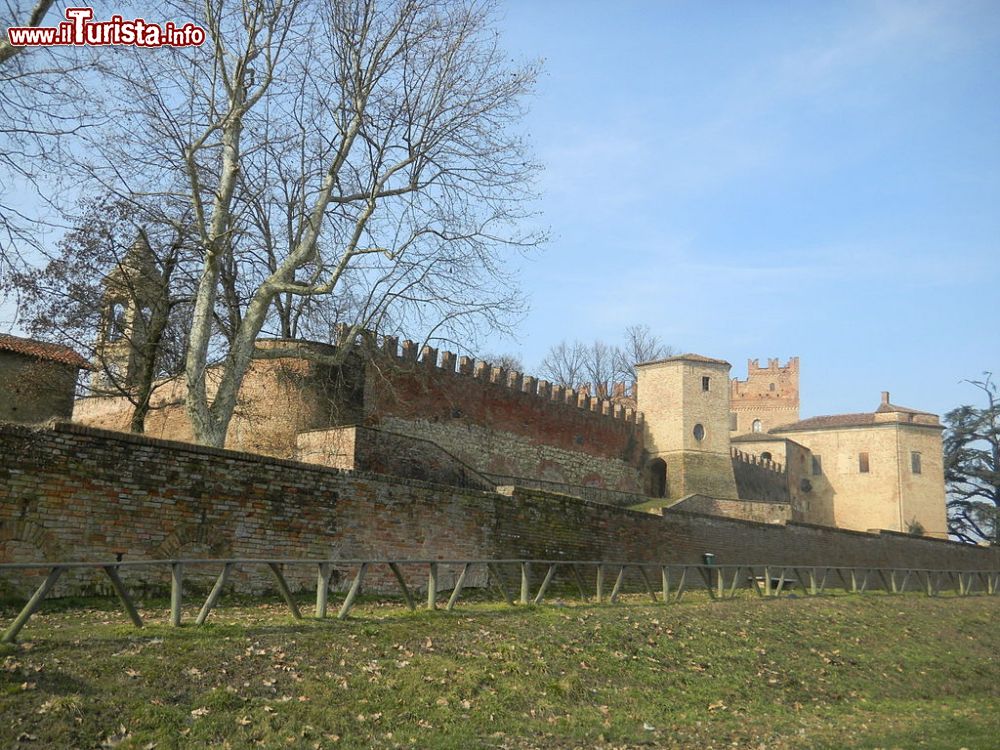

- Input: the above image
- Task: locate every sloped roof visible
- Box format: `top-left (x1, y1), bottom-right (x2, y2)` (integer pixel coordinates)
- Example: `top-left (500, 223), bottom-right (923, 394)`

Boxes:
top-left (0, 333), bottom-right (91, 368)
top-left (637, 353), bottom-right (730, 368)
top-left (875, 401), bottom-right (934, 416)
top-left (731, 433), bottom-right (793, 444)
top-left (771, 413), bottom-right (876, 432)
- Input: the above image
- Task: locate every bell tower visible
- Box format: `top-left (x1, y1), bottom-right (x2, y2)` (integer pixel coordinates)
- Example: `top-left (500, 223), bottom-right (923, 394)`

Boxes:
top-left (93, 231), bottom-right (164, 392)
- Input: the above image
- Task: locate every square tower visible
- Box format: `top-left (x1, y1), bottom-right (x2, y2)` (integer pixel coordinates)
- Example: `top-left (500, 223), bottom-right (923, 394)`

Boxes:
top-left (636, 354), bottom-right (738, 500)
top-left (729, 357), bottom-right (800, 435)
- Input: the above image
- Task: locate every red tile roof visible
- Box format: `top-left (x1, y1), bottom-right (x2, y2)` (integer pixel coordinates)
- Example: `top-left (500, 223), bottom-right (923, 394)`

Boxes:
top-left (771, 413), bottom-right (877, 432)
top-left (0, 333), bottom-right (91, 369)
top-left (875, 401), bottom-right (934, 416)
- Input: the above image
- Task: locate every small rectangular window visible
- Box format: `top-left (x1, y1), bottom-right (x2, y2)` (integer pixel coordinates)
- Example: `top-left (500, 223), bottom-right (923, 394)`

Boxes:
top-left (811, 455), bottom-right (822, 476)
top-left (702, 376), bottom-right (710, 391)
top-left (911, 451), bottom-right (922, 474)
top-left (729, 412), bottom-right (738, 430)
top-left (859, 452), bottom-right (870, 473)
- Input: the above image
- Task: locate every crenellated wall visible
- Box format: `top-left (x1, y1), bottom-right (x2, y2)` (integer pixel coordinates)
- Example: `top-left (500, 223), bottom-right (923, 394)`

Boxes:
top-left (73, 335), bottom-right (647, 494)
top-left (364, 336), bottom-right (644, 466)
top-left (730, 357), bottom-right (800, 435)
top-left (731, 448), bottom-right (790, 503)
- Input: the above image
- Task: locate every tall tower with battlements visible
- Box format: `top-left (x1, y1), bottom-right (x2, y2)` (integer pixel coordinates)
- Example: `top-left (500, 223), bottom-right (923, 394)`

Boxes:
top-left (729, 357), bottom-right (799, 436)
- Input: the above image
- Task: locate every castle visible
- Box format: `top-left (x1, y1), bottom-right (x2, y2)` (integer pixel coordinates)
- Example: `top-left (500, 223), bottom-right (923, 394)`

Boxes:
top-left (0, 237), bottom-right (948, 541)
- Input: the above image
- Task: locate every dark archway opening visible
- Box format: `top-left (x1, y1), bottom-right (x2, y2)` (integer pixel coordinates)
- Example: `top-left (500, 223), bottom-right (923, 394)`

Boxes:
top-left (649, 458), bottom-right (667, 499)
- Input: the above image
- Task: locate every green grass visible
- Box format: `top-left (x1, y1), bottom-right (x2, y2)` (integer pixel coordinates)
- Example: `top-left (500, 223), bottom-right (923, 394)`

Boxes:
top-left (1, 591), bottom-right (997, 749)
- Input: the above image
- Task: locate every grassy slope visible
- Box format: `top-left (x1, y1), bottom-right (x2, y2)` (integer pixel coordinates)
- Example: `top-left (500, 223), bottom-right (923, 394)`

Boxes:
top-left (1, 592), bottom-right (997, 749)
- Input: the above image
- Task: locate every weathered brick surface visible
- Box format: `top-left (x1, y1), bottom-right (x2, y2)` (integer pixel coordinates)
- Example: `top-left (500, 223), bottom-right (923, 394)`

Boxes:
top-left (729, 357), bottom-right (800, 435)
top-left (0, 422), bottom-right (995, 599)
top-left (365, 358), bottom-right (642, 465)
top-left (74, 340), bottom-right (644, 495)
top-left (731, 451), bottom-right (790, 503)
top-left (668, 495), bottom-right (791, 525)
top-left (0, 353), bottom-right (80, 424)
top-left (637, 357), bottom-right (738, 499)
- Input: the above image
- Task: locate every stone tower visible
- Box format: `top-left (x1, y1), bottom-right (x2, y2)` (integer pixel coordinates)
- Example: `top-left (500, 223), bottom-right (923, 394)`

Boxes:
top-left (93, 232), bottom-right (165, 391)
top-left (729, 357), bottom-right (799, 435)
top-left (636, 354), bottom-right (738, 500)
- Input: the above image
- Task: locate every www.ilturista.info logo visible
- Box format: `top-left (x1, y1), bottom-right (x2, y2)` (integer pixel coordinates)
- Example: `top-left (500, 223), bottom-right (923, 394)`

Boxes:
top-left (6, 7), bottom-right (206, 48)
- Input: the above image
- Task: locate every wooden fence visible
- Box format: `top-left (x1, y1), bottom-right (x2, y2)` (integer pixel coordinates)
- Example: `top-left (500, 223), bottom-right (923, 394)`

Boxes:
top-left (2, 558), bottom-right (998, 644)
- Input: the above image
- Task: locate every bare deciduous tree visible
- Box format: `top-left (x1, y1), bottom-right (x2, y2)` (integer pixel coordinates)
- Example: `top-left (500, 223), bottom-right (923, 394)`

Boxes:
top-left (63, 0), bottom-right (541, 446)
top-left (0, 0), bottom-right (55, 66)
top-left (616, 323), bottom-right (674, 382)
top-left (0, 1), bottom-right (98, 288)
top-left (539, 325), bottom-right (674, 397)
top-left (477, 352), bottom-right (524, 372)
top-left (539, 340), bottom-right (588, 390)
top-left (582, 340), bottom-right (617, 398)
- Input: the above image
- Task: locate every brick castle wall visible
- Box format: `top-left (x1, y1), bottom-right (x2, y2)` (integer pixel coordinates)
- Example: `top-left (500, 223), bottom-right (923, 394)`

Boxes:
top-left (731, 450), bottom-right (790, 503)
top-left (365, 342), bottom-right (643, 466)
top-left (74, 338), bottom-right (645, 492)
top-left (667, 495), bottom-right (791, 525)
top-left (1, 422), bottom-right (995, 598)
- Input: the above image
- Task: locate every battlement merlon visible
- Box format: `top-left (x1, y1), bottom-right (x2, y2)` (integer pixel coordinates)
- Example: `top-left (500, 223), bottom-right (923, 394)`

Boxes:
top-left (744, 356), bottom-right (799, 375)
top-left (731, 356), bottom-right (800, 393)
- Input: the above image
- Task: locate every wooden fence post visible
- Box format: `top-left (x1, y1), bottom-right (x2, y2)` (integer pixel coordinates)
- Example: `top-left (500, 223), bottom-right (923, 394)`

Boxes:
top-left (337, 563), bottom-right (368, 619)
top-left (427, 563), bottom-right (438, 610)
top-left (1, 566), bottom-right (63, 644)
top-left (316, 563), bottom-right (332, 619)
top-left (388, 563), bottom-right (416, 611)
top-left (533, 564), bottom-right (557, 605)
top-left (103, 565), bottom-right (143, 628)
top-left (195, 563), bottom-right (232, 625)
top-left (446, 563), bottom-right (472, 611)
top-left (170, 563), bottom-right (184, 627)
top-left (267, 563), bottom-right (303, 620)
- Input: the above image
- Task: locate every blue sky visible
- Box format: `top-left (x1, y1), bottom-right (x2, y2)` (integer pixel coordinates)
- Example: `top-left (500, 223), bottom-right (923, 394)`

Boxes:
top-left (483, 0), bottom-right (1000, 419)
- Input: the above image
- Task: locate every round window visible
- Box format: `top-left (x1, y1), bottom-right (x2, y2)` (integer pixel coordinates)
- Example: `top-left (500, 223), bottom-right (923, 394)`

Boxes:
top-left (693, 423), bottom-right (705, 441)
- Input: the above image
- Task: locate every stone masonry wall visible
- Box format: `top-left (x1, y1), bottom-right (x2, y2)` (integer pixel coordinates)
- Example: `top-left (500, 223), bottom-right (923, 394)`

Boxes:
top-left (0, 422), bottom-right (996, 600)
top-left (0, 354), bottom-right (79, 424)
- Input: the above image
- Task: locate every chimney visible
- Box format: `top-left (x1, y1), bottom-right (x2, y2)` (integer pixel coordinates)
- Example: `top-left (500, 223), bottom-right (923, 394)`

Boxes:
top-left (881, 391), bottom-right (890, 406)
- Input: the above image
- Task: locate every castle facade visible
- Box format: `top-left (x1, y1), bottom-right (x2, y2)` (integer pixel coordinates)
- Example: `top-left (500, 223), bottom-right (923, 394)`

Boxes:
top-left (3, 238), bottom-right (948, 540)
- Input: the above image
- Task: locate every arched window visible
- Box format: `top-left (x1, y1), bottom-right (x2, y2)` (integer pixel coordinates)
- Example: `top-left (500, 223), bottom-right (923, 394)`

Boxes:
top-left (693, 423), bottom-right (705, 441)
top-left (108, 303), bottom-right (126, 341)
top-left (769, 383), bottom-right (775, 392)
top-left (752, 419), bottom-right (762, 433)
top-left (761, 451), bottom-right (772, 462)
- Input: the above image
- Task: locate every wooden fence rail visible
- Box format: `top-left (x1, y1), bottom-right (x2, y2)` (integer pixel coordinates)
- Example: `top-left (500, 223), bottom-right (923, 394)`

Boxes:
top-left (1, 559), bottom-right (997, 644)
